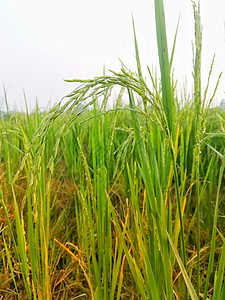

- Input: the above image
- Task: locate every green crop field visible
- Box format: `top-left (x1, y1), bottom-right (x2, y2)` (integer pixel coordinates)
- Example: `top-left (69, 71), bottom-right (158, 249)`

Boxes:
top-left (0, 1), bottom-right (225, 299)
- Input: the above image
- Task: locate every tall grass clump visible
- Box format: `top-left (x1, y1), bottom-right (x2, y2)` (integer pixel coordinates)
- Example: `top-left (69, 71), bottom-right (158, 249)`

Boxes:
top-left (0, 0), bottom-right (225, 299)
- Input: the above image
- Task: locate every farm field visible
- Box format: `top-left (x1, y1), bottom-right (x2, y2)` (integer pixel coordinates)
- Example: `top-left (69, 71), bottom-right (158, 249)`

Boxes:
top-left (0, 1), bottom-right (225, 299)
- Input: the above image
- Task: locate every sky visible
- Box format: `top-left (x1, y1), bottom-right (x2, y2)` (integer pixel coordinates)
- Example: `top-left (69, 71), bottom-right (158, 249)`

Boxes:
top-left (0, 0), bottom-right (225, 111)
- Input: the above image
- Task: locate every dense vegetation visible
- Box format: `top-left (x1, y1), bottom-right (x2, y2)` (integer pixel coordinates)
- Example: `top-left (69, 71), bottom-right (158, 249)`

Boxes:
top-left (0, 1), bottom-right (225, 299)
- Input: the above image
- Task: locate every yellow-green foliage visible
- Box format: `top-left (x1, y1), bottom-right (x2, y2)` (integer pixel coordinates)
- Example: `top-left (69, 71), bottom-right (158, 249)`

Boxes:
top-left (0, 1), bottom-right (225, 299)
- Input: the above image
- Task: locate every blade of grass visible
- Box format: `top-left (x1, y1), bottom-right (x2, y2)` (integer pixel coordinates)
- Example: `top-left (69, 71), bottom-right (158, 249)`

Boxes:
top-left (154, 0), bottom-right (175, 136)
top-left (167, 232), bottom-right (198, 300)
top-left (213, 230), bottom-right (225, 300)
top-left (203, 153), bottom-right (225, 299)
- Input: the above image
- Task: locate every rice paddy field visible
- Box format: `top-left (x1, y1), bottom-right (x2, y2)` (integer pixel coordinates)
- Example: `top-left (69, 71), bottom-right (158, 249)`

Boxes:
top-left (0, 1), bottom-right (225, 299)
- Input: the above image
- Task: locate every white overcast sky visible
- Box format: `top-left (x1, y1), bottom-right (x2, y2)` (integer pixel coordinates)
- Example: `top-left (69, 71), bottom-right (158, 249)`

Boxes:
top-left (0, 0), bottom-right (225, 111)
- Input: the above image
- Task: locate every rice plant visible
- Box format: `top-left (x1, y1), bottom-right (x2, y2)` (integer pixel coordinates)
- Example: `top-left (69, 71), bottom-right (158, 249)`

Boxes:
top-left (0, 0), bottom-right (225, 299)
